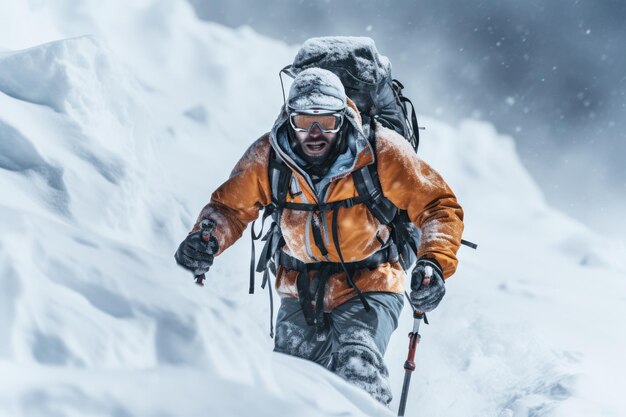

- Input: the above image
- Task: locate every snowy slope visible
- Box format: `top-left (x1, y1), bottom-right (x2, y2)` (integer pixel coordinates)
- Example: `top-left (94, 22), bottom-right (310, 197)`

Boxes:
top-left (1, 1), bottom-right (624, 416)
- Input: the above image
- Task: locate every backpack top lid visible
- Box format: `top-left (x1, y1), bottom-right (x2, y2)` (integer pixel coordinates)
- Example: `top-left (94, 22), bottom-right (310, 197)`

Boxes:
top-left (288, 36), bottom-right (391, 87)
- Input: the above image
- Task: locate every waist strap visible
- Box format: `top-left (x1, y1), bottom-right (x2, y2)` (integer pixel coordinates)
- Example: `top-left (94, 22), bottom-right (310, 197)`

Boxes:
top-left (277, 244), bottom-right (398, 274)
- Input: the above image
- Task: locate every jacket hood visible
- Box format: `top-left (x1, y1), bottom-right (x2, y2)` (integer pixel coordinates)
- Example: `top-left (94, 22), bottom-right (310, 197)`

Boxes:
top-left (269, 97), bottom-right (375, 196)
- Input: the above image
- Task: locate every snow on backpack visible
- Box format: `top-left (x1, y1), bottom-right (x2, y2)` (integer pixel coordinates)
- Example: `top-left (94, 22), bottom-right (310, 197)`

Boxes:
top-left (281, 36), bottom-right (421, 151)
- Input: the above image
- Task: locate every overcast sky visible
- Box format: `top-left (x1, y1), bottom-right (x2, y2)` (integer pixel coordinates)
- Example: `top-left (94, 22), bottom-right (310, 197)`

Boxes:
top-left (189, 0), bottom-right (626, 240)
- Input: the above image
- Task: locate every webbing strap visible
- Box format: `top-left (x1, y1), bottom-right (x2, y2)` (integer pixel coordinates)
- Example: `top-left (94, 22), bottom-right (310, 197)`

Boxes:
top-left (352, 166), bottom-right (397, 226)
top-left (311, 212), bottom-right (329, 258)
top-left (249, 208), bottom-right (273, 294)
top-left (331, 207), bottom-right (371, 312)
top-left (294, 264), bottom-right (331, 328)
top-left (274, 195), bottom-right (371, 212)
top-left (394, 213), bottom-right (420, 254)
top-left (398, 96), bottom-right (420, 152)
top-left (260, 268), bottom-right (274, 338)
top-left (256, 226), bottom-right (274, 273)
top-left (250, 222), bottom-right (260, 294)
top-left (278, 244), bottom-right (398, 273)
top-left (314, 265), bottom-right (330, 328)
top-left (461, 239), bottom-right (478, 249)
top-left (296, 265), bottom-right (316, 326)
top-left (269, 152), bottom-right (292, 204)
top-left (392, 78), bottom-right (420, 153)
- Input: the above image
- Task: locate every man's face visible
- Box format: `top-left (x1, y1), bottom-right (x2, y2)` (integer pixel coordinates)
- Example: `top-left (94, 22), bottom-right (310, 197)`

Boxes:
top-left (293, 124), bottom-right (339, 162)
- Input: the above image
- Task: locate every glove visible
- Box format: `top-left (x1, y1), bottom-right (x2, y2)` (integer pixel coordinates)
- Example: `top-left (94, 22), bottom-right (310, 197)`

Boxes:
top-left (409, 258), bottom-right (445, 312)
top-left (174, 228), bottom-right (219, 277)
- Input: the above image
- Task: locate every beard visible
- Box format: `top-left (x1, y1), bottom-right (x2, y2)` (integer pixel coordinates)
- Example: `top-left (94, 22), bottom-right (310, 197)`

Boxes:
top-left (294, 143), bottom-right (331, 178)
top-left (295, 134), bottom-right (346, 178)
top-left (297, 139), bottom-right (332, 165)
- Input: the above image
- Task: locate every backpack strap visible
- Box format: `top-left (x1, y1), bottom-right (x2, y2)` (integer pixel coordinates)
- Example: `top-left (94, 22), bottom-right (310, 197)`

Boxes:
top-left (352, 121), bottom-right (398, 226)
top-left (392, 79), bottom-right (420, 153)
top-left (269, 152), bottom-right (292, 204)
top-left (352, 164), bottom-right (397, 225)
top-left (275, 196), bottom-right (371, 212)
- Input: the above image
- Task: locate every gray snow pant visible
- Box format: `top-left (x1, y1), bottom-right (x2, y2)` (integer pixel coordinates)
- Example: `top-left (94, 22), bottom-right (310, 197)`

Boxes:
top-left (274, 292), bottom-right (404, 405)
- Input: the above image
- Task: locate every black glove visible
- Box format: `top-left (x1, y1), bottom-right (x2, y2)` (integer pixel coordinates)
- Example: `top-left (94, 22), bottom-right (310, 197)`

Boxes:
top-left (174, 229), bottom-right (219, 277)
top-left (409, 258), bottom-right (445, 312)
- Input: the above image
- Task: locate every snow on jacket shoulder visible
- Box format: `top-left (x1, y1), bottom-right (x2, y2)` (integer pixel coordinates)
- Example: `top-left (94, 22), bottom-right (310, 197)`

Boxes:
top-left (191, 119), bottom-right (464, 311)
top-left (374, 124), bottom-right (464, 278)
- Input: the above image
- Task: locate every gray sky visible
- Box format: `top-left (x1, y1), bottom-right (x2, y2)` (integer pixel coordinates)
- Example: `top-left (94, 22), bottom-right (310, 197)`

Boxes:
top-left (189, 0), bottom-right (626, 239)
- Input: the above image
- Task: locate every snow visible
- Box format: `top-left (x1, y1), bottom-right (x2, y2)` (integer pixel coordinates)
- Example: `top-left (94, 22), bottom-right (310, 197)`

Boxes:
top-left (1, 1), bottom-right (625, 416)
top-left (293, 36), bottom-right (391, 84)
top-left (287, 67), bottom-right (346, 111)
top-left (183, 105), bottom-right (208, 124)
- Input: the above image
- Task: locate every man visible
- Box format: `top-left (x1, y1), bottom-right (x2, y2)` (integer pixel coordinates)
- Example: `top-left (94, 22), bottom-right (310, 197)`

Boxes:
top-left (175, 68), bottom-right (464, 405)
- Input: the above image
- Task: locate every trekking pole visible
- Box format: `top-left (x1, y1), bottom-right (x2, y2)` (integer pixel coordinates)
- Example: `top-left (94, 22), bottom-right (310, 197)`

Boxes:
top-left (398, 292), bottom-right (428, 417)
top-left (194, 219), bottom-right (216, 286)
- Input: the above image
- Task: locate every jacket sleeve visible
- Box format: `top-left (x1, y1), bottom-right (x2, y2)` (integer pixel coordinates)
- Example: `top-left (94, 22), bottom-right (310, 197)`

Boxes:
top-left (375, 127), bottom-right (464, 279)
top-left (190, 135), bottom-right (272, 256)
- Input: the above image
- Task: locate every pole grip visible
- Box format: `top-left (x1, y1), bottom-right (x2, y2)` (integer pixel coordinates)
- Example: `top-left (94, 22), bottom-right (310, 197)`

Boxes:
top-left (195, 273), bottom-right (206, 286)
top-left (194, 219), bottom-right (216, 287)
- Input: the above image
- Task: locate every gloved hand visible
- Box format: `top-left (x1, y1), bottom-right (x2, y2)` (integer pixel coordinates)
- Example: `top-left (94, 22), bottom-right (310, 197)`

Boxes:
top-left (409, 258), bottom-right (445, 312)
top-left (174, 225), bottom-right (219, 277)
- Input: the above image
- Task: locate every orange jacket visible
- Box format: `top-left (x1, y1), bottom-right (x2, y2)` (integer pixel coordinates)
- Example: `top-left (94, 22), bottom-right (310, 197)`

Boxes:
top-left (192, 100), bottom-right (464, 311)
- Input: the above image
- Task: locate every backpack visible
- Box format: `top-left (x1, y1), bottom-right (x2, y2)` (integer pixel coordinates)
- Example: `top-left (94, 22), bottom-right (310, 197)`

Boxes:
top-left (250, 37), bottom-right (476, 336)
top-left (280, 36), bottom-right (421, 152)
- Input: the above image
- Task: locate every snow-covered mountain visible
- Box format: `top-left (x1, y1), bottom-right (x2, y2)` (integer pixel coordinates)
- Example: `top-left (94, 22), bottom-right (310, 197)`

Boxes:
top-left (1, 1), bottom-right (624, 416)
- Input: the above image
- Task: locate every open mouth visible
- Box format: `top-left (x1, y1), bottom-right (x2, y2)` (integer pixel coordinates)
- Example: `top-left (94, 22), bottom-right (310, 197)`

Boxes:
top-left (304, 141), bottom-right (328, 154)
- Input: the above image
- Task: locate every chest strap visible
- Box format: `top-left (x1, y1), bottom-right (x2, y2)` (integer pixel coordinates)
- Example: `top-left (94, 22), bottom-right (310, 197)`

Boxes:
top-left (272, 194), bottom-right (371, 212)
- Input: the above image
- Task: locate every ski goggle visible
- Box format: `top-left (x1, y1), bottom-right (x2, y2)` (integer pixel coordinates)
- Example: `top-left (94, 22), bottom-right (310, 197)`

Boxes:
top-left (289, 110), bottom-right (344, 133)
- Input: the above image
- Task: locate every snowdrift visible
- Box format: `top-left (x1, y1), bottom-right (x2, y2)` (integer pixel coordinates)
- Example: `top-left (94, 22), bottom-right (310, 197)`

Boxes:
top-left (0, 1), bottom-right (624, 416)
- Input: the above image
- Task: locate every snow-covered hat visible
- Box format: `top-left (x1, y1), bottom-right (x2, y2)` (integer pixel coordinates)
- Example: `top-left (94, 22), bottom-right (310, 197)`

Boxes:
top-left (287, 67), bottom-right (347, 112)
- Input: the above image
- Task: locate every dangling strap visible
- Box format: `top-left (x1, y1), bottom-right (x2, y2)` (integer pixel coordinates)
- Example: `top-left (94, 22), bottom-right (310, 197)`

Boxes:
top-left (260, 268), bottom-right (275, 338)
top-left (313, 264), bottom-right (330, 331)
top-left (311, 211), bottom-right (329, 258)
top-left (392, 78), bottom-right (421, 153)
top-left (461, 239), bottom-right (478, 249)
top-left (398, 96), bottom-right (420, 152)
top-left (294, 263), bottom-right (331, 329)
top-left (256, 218), bottom-right (283, 273)
top-left (296, 265), bottom-right (316, 326)
top-left (249, 208), bottom-right (274, 294)
top-left (250, 221), bottom-right (260, 294)
top-left (330, 207), bottom-right (371, 312)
